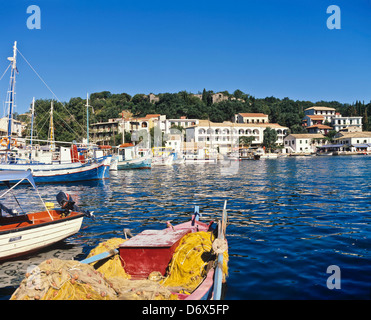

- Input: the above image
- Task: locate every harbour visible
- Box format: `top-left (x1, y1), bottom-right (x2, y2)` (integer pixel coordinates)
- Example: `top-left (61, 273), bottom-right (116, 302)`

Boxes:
top-left (0, 156), bottom-right (370, 299)
top-left (1, 1), bottom-right (371, 302)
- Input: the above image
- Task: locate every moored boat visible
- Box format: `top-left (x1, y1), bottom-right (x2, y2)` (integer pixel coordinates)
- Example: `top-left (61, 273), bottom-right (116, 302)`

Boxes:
top-left (0, 171), bottom-right (93, 261)
top-left (116, 144), bottom-right (152, 170)
top-left (11, 202), bottom-right (229, 300)
top-left (0, 42), bottom-right (111, 183)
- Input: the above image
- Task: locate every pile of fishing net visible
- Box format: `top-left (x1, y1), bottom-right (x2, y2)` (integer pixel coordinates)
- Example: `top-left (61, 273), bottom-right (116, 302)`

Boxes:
top-left (10, 238), bottom-right (176, 300)
top-left (10, 232), bottom-right (228, 300)
top-left (161, 231), bottom-right (228, 293)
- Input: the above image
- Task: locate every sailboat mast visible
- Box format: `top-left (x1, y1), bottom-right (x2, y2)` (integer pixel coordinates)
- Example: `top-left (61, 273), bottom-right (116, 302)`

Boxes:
top-left (29, 97), bottom-right (35, 159)
top-left (6, 41), bottom-right (17, 150)
top-left (48, 100), bottom-right (55, 151)
top-left (86, 93), bottom-right (89, 146)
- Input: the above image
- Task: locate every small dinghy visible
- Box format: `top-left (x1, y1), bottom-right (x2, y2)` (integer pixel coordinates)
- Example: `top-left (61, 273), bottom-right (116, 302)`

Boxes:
top-left (0, 171), bottom-right (93, 261)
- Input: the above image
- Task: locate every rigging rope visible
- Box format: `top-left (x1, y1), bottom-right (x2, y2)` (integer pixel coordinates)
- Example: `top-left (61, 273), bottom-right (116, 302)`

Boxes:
top-left (0, 63), bottom-right (11, 82)
top-left (16, 48), bottom-right (87, 137)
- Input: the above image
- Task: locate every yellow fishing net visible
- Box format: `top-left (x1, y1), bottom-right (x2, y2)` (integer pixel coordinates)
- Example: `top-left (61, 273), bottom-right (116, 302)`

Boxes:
top-left (10, 258), bottom-right (117, 300)
top-left (161, 231), bottom-right (229, 293)
top-left (86, 238), bottom-right (130, 280)
top-left (10, 232), bottom-right (228, 300)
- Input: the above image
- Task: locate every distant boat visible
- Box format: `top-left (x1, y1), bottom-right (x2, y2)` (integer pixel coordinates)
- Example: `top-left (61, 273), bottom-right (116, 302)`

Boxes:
top-left (117, 143), bottom-right (151, 170)
top-left (184, 147), bottom-right (217, 163)
top-left (152, 147), bottom-right (174, 166)
top-left (0, 171), bottom-right (93, 261)
top-left (0, 41), bottom-right (111, 183)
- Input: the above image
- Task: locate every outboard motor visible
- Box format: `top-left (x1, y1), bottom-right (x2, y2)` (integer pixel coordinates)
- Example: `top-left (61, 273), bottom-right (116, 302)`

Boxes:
top-left (56, 191), bottom-right (94, 218)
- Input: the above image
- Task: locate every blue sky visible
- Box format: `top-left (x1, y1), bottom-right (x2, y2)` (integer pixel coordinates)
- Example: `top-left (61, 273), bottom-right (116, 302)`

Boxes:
top-left (0, 0), bottom-right (371, 114)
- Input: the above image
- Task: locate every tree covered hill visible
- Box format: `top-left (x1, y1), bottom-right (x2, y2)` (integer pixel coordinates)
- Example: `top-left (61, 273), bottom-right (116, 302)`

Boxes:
top-left (19, 89), bottom-right (370, 143)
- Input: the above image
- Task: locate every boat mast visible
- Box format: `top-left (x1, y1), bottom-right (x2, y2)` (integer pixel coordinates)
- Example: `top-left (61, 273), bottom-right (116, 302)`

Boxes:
top-left (6, 41), bottom-right (17, 150)
top-left (48, 100), bottom-right (56, 151)
top-left (86, 93), bottom-right (89, 146)
top-left (29, 97), bottom-right (35, 160)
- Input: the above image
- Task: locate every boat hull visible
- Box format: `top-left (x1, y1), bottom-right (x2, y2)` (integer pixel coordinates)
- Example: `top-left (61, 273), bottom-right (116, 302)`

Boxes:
top-left (117, 157), bottom-right (151, 170)
top-left (0, 211), bottom-right (84, 261)
top-left (1, 159), bottom-right (110, 183)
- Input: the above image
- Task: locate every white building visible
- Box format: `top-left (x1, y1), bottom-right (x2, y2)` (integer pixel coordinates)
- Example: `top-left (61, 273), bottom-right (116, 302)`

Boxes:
top-left (185, 120), bottom-right (288, 154)
top-left (164, 118), bottom-right (199, 133)
top-left (283, 133), bottom-right (325, 154)
top-left (164, 133), bottom-right (183, 152)
top-left (0, 117), bottom-right (25, 137)
top-left (331, 116), bottom-right (363, 132)
top-left (334, 131), bottom-right (371, 146)
top-left (233, 113), bottom-right (269, 124)
top-left (304, 106), bottom-right (336, 123)
top-left (303, 106), bottom-right (363, 132)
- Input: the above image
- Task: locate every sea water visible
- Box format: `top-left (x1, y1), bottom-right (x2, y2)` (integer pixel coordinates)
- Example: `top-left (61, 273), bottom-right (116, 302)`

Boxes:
top-left (0, 155), bottom-right (370, 299)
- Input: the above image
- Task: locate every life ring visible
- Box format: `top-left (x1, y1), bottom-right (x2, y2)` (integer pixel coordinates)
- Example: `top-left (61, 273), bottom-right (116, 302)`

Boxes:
top-left (0, 137), bottom-right (9, 147)
top-left (11, 138), bottom-right (17, 147)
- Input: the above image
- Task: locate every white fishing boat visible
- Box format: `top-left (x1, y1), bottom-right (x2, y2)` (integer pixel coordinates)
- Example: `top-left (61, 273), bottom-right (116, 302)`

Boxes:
top-left (0, 171), bottom-right (93, 261)
top-left (117, 144), bottom-right (152, 170)
top-left (0, 42), bottom-right (111, 182)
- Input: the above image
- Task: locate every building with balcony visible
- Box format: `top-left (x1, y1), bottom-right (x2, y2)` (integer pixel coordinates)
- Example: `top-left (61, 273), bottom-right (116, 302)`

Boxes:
top-left (233, 113), bottom-right (269, 124)
top-left (185, 120), bottom-right (288, 154)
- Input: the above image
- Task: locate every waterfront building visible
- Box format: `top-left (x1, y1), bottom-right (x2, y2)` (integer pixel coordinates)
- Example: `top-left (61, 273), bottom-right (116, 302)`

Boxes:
top-left (233, 113), bottom-right (269, 124)
top-left (303, 106), bottom-right (363, 132)
top-left (185, 120), bottom-right (288, 154)
top-left (90, 114), bottom-right (164, 145)
top-left (90, 114), bottom-right (199, 146)
top-left (334, 131), bottom-right (371, 147)
top-left (164, 133), bottom-right (183, 153)
top-left (283, 133), bottom-right (325, 154)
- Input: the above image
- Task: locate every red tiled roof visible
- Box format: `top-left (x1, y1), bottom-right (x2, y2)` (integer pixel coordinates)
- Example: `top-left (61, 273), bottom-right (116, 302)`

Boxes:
top-left (306, 124), bottom-right (332, 129)
top-left (307, 115), bottom-right (324, 120)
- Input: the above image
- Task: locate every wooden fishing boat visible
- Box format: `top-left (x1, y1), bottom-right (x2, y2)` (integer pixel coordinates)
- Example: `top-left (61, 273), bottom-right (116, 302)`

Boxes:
top-left (81, 202), bottom-right (228, 300)
top-left (0, 171), bottom-right (92, 261)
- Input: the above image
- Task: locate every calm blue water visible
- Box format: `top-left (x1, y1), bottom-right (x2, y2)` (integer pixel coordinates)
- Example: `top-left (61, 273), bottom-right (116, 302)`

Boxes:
top-left (0, 156), bottom-right (370, 300)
